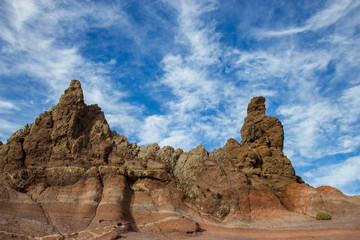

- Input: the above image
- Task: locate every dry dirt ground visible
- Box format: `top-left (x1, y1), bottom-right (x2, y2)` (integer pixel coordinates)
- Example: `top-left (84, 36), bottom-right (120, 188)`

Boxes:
top-left (120, 209), bottom-right (360, 240)
top-left (122, 228), bottom-right (360, 240)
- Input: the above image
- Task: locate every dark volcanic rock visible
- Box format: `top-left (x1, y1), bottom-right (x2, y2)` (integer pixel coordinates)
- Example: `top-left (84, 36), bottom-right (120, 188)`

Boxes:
top-left (0, 80), bottom-right (358, 239)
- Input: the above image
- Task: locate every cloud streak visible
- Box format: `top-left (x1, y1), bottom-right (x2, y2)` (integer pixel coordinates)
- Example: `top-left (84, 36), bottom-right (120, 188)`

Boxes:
top-left (0, 0), bottom-right (142, 140)
top-left (263, 0), bottom-right (359, 37)
top-left (137, 0), bottom-right (251, 150)
top-left (304, 155), bottom-right (360, 195)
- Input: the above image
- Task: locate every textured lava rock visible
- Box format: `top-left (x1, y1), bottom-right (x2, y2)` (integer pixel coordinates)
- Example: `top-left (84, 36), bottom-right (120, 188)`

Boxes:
top-left (0, 80), bottom-right (358, 239)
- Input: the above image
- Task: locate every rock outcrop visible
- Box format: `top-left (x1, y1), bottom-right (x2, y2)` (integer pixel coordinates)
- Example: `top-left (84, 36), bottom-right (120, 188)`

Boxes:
top-left (0, 80), bottom-right (358, 239)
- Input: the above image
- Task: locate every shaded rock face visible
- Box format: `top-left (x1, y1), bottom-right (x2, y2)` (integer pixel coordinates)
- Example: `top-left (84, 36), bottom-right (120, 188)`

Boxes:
top-left (0, 80), bottom-right (358, 239)
top-left (239, 96), bottom-right (294, 177)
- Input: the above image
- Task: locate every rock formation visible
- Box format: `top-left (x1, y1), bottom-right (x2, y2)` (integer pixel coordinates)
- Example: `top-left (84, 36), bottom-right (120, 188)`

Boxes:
top-left (0, 80), bottom-right (359, 239)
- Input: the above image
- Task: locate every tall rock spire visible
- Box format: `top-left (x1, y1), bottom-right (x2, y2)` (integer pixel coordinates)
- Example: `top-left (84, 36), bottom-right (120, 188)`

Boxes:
top-left (235, 96), bottom-right (294, 177)
top-left (59, 80), bottom-right (84, 106)
top-left (241, 96), bottom-right (284, 150)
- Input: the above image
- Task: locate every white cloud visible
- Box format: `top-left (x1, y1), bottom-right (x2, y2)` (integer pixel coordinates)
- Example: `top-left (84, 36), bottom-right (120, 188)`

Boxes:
top-left (137, 0), bottom-right (249, 150)
top-left (139, 115), bottom-right (171, 145)
top-left (0, 0), bottom-right (125, 96)
top-left (158, 131), bottom-right (193, 150)
top-left (264, 0), bottom-right (359, 37)
top-left (0, 100), bottom-right (20, 113)
top-left (0, 0), bottom-right (143, 139)
top-left (0, 99), bottom-right (22, 141)
top-left (9, 0), bottom-right (39, 30)
top-left (340, 84), bottom-right (360, 123)
top-left (226, 44), bottom-right (351, 162)
top-left (227, 2), bottom-right (360, 166)
top-left (277, 84), bottom-right (360, 162)
top-left (138, 0), bottom-right (360, 159)
top-left (175, 1), bottom-right (220, 65)
top-left (304, 0), bottom-right (358, 31)
top-left (0, 119), bottom-right (22, 142)
top-left (305, 155), bottom-right (360, 195)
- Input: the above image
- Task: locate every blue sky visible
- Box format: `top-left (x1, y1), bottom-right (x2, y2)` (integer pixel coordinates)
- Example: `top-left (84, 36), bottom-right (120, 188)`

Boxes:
top-left (0, 0), bottom-right (360, 195)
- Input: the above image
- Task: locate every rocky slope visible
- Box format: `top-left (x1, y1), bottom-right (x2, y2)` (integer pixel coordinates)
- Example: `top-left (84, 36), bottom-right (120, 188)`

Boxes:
top-left (0, 80), bottom-right (358, 239)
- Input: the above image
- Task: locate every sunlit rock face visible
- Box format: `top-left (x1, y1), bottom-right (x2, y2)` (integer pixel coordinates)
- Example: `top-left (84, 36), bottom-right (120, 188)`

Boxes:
top-left (0, 80), bottom-right (358, 239)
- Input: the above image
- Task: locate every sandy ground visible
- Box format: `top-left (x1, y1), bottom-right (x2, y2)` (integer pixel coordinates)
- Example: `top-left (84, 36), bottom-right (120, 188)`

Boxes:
top-left (120, 210), bottom-right (360, 240)
top-left (121, 228), bottom-right (360, 240)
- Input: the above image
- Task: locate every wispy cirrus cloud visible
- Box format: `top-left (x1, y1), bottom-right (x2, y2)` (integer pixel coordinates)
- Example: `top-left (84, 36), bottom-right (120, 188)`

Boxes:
top-left (137, 0), bottom-right (360, 165)
top-left (0, 0), bottom-right (142, 139)
top-left (138, 0), bottom-right (252, 150)
top-left (223, 0), bottom-right (360, 167)
top-left (304, 155), bottom-right (360, 195)
top-left (0, 119), bottom-right (21, 141)
top-left (0, 100), bottom-right (20, 113)
top-left (0, 0), bottom-right (126, 94)
top-left (263, 0), bottom-right (359, 37)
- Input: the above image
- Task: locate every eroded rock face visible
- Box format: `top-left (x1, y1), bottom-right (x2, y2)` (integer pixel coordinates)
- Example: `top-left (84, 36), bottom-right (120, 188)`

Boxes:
top-left (0, 81), bottom-right (358, 239)
top-left (239, 96), bottom-right (294, 177)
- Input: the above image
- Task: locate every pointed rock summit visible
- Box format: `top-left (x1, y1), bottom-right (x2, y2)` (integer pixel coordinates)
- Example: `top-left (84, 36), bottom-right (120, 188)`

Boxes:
top-left (11, 80), bottom-right (113, 169)
top-left (0, 81), bottom-right (359, 239)
top-left (58, 79), bottom-right (85, 108)
top-left (246, 96), bottom-right (266, 115)
top-left (242, 96), bottom-right (283, 149)
top-left (238, 96), bottom-right (294, 177)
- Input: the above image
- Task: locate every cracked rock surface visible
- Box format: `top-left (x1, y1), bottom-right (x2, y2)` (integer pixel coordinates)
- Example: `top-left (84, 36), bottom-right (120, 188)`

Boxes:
top-left (0, 80), bottom-right (359, 239)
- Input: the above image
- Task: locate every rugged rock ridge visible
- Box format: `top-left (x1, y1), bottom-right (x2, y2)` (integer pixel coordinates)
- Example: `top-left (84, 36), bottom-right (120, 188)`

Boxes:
top-left (0, 80), bottom-right (358, 239)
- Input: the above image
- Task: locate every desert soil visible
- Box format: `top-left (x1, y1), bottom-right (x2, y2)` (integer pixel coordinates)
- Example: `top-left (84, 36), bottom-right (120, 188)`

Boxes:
top-left (121, 212), bottom-right (360, 240)
top-left (122, 227), bottom-right (360, 240)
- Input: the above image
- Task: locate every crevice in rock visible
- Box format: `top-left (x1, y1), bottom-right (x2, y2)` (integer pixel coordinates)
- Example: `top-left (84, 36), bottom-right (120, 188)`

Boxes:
top-left (71, 114), bottom-right (89, 140)
top-left (86, 168), bottom-right (104, 229)
top-left (28, 193), bottom-right (63, 237)
top-left (245, 175), bottom-right (253, 219)
top-left (98, 168), bottom-right (105, 189)
top-left (103, 145), bottom-right (113, 164)
top-left (20, 138), bottom-right (26, 168)
top-left (123, 177), bottom-right (138, 232)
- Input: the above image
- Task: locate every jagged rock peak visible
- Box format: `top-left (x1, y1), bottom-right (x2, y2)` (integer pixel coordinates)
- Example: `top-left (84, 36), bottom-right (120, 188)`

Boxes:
top-left (247, 96), bottom-right (266, 115)
top-left (58, 79), bottom-right (84, 107)
top-left (241, 96), bottom-right (284, 149)
top-left (238, 96), bottom-right (295, 177)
